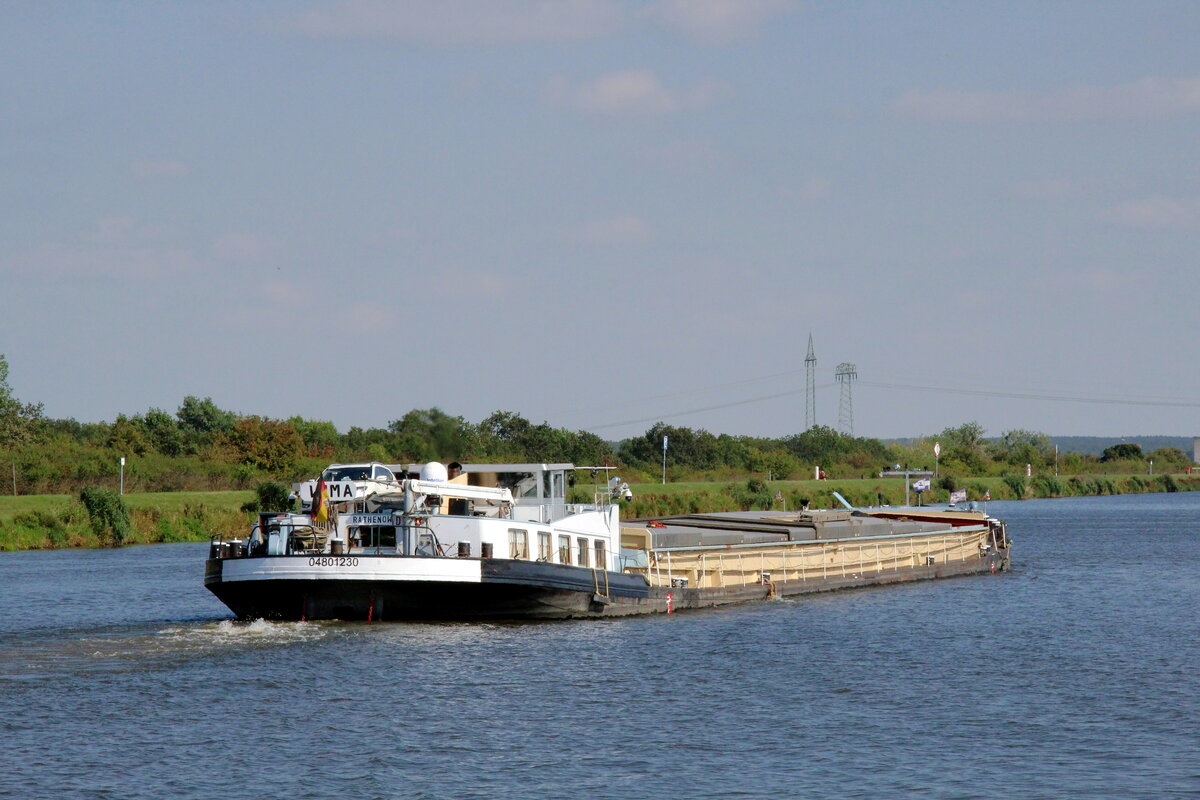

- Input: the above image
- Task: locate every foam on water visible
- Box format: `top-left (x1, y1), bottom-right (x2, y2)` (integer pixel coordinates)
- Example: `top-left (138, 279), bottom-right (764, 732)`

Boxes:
top-left (1, 619), bottom-right (332, 679)
top-left (159, 617), bottom-right (327, 645)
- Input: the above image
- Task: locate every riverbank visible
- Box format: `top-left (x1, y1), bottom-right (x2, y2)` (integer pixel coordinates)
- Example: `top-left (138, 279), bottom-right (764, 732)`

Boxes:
top-left (2, 473), bottom-right (1197, 551)
top-left (0, 490), bottom-right (252, 551)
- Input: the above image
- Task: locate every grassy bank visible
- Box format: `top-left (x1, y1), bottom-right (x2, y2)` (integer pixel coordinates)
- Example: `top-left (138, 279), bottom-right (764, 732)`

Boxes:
top-left (0, 491), bottom-right (252, 551)
top-left (3, 472), bottom-right (1197, 552)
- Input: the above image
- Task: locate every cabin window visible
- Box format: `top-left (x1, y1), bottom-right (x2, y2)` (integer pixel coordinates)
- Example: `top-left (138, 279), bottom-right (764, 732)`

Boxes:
top-left (558, 535), bottom-right (571, 564)
top-left (356, 526), bottom-right (396, 551)
top-left (538, 532), bottom-right (552, 561)
top-left (576, 537), bottom-right (590, 568)
top-left (543, 470), bottom-right (565, 499)
top-left (508, 529), bottom-right (529, 560)
top-left (594, 540), bottom-right (606, 570)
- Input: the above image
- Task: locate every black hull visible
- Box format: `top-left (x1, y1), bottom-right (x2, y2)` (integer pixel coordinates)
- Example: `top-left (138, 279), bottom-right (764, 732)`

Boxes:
top-left (205, 558), bottom-right (653, 621)
top-left (205, 548), bottom-right (1011, 622)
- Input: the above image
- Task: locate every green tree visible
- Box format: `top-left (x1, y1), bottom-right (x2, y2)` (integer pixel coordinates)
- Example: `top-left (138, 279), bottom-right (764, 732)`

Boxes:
top-left (388, 408), bottom-right (477, 462)
top-left (1100, 443), bottom-right (1143, 462)
top-left (1147, 447), bottom-right (1190, 469)
top-left (288, 417), bottom-right (340, 456)
top-left (177, 396), bottom-right (236, 435)
top-left (998, 429), bottom-right (1052, 466)
top-left (140, 407), bottom-right (184, 455)
top-left (939, 421), bottom-right (987, 474)
top-left (107, 414), bottom-right (150, 456)
top-left (619, 423), bottom-right (721, 471)
top-left (0, 354), bottom-right (44, 449)
top-left (220, 416), bottom-right (305, 473)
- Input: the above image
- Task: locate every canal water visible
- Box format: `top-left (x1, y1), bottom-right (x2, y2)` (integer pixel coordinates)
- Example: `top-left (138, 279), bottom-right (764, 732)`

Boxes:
top-left (2, 493), bottom-right (1198, 799)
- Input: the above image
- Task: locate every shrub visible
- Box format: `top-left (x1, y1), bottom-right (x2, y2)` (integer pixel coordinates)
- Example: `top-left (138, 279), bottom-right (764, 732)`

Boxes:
top-left (12, 509), bottom-right (72, 548)
top-left (79, 486), bottom-right (131, 546)
top-left (1032, 476), bottom-right (1065, 498)
top-left (938, 475), bottom-right (959, 492)
top-left (1002, 474), bottom-right (1027, 500)
top-left (732, 480), bottom-right (772, 510)
top-left (241, 481), bottom-right (295, 513)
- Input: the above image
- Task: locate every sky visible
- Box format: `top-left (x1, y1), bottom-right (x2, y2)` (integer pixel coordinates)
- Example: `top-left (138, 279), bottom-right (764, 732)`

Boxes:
top-left (3, 0), bottom-right (1200, 441)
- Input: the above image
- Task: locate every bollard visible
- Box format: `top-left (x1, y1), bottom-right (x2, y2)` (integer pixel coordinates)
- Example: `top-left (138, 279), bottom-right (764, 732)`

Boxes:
top-left (480, 542), bottom-right (493, 559)
top-left (458, 541), bottom-right (471, 558)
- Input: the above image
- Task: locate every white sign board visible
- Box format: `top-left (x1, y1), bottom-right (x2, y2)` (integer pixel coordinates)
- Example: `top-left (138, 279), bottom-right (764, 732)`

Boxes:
top-left (327, 480), bottom-right (360, 502)
top-left (349, 514), bottom-right (393, 527)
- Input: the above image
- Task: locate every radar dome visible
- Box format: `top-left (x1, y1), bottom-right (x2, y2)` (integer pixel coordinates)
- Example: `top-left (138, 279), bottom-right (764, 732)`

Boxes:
top-left (420, 462), bottom-right (449, 482)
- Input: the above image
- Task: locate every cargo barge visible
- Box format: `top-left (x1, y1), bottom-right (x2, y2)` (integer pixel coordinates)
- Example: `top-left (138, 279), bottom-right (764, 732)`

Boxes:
top-left (204, 462), bottom-right (1010, 621)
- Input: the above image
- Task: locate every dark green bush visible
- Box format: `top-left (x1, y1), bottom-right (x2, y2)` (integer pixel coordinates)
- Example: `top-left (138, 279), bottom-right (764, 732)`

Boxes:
top-left (79, 486), bottom-right (131, 546)
top-left (1002, 474), bottom-right (1026, 499)
top-left (1033, 476), bottom-right (1065, 498)
top-left (241, 481), bottom-right (295, 513)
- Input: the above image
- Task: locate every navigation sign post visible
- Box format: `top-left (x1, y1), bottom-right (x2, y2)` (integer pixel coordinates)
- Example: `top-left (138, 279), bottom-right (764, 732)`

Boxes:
top-left (880, 466), bottom-right (934, 507)
top-left (934, 441), bottom-right (941, 477)
top-left (662, 435), bottom-right (668, 485)
top-left (120, 456), bottom-right (125, 495)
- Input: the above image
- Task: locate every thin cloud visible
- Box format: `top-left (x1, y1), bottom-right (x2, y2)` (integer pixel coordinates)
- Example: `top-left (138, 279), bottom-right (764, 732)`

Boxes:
top-left (1104, 196), bottom-right (1200, 230)
top-left (16, 243), bottom-right (204, 281)
top-left (282, 0), bottom-right (625, 43)
top-left (644, 0), bottom-right (796, 45)
top-left (570, 215), bottom-right (652, 246)
top-left (780, 178), bottom-right (831, 204)
top-left (131, 159), bottom-right (190, 179)
top-left (638, 138), bottom-right (719, 171)
top-left (1037, 267), bottom-right (1141, 295)
top-left (213, 232), bottom-right (280, 262)
top-left (550, 70), bottom-right (727, 115)
top-left (894, 75), bottom-right (1200, 122)
top-left (1011, 179), bottom-right (1073, 200)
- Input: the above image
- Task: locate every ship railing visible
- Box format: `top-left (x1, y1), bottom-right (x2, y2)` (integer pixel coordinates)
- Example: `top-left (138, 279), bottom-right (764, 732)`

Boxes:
top-left (643, 528), bottom-right (991, 589)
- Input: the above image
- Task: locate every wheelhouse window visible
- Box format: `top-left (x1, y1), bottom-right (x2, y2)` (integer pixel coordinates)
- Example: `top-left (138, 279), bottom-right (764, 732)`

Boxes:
top-left (508, 529), bottom-right (529, 560)
top-left (558, 534), bottom-right (571, 564)
top-left (576, 537), bottom-right (590, 568)
top-left (322, 466), bottom-right (372, 481)
top-left (594, 540), bottom-right (606, 571)
top-left (356, 525), bottom-right (396, 551)
top-left (538, 532), bottom-right (552, 561)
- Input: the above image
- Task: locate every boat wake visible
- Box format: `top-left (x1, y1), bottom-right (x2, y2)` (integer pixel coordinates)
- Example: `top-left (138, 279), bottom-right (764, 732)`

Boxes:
top-left (157, 618), bottom-right (326, 646)
top-left (0, 619), bottom-right (331, 680)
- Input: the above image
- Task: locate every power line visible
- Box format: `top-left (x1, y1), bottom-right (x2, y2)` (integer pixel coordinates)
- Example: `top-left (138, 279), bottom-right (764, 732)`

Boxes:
top-left (587, 377), bottom-right (1200, 435)
top-left (589, 383), bottom-right (837, 432)
top-left (568, 366), bottom-right (811, 416)
top-left (857, 380), bottom-right (1200, 409)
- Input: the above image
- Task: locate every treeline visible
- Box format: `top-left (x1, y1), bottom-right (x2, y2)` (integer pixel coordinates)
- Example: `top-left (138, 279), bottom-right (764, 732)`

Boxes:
top-left (0, 355), bottom-right (1193, 495)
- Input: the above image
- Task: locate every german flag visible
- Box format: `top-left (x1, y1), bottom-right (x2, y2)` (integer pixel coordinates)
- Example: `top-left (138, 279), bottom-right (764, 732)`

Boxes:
top-left (312, 478), bottom-right (330, 523)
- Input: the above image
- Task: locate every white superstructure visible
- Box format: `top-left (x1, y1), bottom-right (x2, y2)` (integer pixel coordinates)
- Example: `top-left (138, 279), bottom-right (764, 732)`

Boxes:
top-left (273, 462), bottom-right (623, 572)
